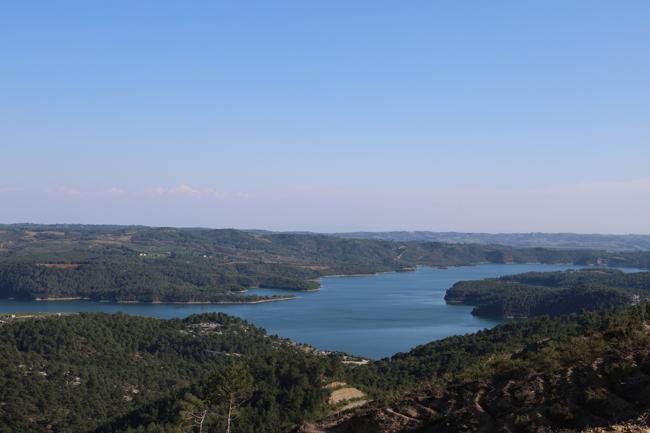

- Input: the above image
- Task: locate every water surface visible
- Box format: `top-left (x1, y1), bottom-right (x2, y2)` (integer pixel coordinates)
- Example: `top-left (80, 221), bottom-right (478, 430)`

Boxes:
top-left (0, 264), bottom-right (628, 358)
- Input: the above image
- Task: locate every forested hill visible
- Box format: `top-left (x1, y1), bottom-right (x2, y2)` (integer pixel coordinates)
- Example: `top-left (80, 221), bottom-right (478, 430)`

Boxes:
top-left (2, 305), bottom-right (648, 432)
top-left (333, 231), bottom-right (650, 251)
top-left (294, 304), bottom-right (650, 433)
top-left (2, 224), bottom-right (650, 302)
top-left (0, 312), bottom-right (344, 433)
top-left (445, 268), bottom-right (650, 318)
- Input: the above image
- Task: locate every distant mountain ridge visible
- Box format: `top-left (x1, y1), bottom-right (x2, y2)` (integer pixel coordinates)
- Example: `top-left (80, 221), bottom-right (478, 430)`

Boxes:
top-left (332, 231), bottom-right (650, 251)
top-left (6, 225), bottom-right (649, 251)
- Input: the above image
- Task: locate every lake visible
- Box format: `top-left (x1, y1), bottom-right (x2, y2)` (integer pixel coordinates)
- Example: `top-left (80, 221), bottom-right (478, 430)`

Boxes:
top-left (0, 263), bottom-right (628, 359)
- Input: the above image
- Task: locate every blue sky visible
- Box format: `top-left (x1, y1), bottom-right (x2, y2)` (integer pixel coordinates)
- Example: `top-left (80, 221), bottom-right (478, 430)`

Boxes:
top-left (2, 1), bottom-right (649, 232)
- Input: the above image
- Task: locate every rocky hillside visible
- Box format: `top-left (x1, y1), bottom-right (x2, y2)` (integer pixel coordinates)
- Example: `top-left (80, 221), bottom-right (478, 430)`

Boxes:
top-left (291, 305), bottom-right (650, 433)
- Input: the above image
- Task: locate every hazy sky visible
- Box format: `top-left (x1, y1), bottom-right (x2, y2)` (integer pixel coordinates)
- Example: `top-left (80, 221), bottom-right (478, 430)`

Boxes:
top-left (2, 1), bottom-right (649, 233)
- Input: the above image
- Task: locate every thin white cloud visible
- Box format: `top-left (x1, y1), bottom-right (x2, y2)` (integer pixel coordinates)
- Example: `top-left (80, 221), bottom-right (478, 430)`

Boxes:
top-left (48, 184), bottom-right (249, 200)
top-left (167, 183), bottom-right (224, 199)
top-left (51, 186), bottom-right (85, 197)
top-left (141, 184), bottom-right (249, 200)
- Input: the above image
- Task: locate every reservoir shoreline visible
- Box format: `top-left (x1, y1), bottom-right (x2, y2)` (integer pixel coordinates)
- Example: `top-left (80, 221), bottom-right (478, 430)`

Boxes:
top-left (0, 263), bottom-right (599, 359)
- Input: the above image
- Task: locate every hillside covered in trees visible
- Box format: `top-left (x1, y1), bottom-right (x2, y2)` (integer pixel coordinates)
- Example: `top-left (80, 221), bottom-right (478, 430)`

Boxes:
top-left (2, 224), bottom-right (650, 303)
top-left (445, 268), bottom-right (650, 318)
top-left (2, 305), bottom-right (648, 432)
top-left (299, 304), bottom-right (650, 433)
top-left (0, 312), bottom-right (345, 433)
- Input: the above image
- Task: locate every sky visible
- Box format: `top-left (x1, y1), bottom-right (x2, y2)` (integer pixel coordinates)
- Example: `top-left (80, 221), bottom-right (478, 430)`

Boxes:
top-left (1, 1), bottom-right (649, 233)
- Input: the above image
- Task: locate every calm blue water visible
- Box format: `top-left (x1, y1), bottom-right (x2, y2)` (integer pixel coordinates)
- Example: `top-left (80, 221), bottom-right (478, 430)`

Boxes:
top-left (0, 264), bottom-right (635, 358)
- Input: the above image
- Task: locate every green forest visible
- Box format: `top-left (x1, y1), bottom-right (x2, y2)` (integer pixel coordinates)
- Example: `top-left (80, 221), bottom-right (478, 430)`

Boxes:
top-left (444, 268), bottom-right (650, 318)
top-left (0, 312), bottom-right (344, 433)
top-left (321, 303), bottom-right (650, 432)
top-left (1, 304), bottom-right (648, 432)
top-left (1, 225), bottom-right (650, 432)
top-left (2, 225), bottom-right (650, 302)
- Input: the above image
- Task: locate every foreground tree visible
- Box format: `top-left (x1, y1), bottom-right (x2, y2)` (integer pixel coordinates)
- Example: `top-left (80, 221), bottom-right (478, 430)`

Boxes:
top-left (206, 361), bottom-right (254, 433)
top-left (177, 394), bottom-right (209, 433)
top-left (176, 362), bottom-right (253, 433)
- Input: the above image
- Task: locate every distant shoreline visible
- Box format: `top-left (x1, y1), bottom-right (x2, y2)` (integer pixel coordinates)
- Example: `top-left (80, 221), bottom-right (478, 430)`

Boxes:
top-left (15, 263), bottom-right (634, 306)
top-left (28, 296), bottom-right (298, 305)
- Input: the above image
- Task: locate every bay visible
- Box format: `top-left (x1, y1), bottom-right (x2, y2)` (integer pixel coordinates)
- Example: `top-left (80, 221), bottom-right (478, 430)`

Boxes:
top-left (0, 263), bottom-right (634, 358)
